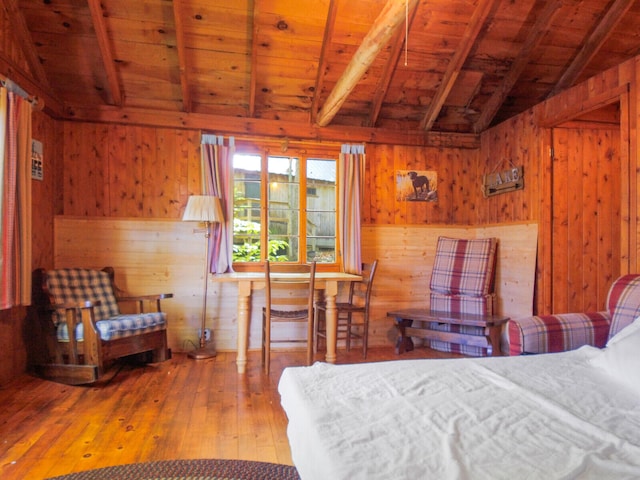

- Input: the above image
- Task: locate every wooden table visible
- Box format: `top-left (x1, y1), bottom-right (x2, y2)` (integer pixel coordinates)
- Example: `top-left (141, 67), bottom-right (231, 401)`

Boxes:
top-left (212, 271), bottom-right (361, 373)
top-left (388, 308), bottom-right (510, 356)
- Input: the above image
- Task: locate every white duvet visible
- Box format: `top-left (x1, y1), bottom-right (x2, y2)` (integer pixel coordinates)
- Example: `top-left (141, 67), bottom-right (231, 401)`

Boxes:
top-left (279, 344), bottom-right (640, 479)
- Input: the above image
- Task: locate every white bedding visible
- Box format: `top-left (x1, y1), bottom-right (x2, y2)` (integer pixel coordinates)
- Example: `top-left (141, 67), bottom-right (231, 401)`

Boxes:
top-left (279, 347), bottom-right (640, 479)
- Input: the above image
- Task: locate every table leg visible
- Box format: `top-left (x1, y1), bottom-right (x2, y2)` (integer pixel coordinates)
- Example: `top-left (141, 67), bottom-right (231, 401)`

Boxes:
top-left (487, 325), bottom-right (502, 356)
top-left (324, 280), bottom-right (338, 364)
top-left (394, 317), bottom-right (414, 354)
top-left (236, 280), bottom-right (252, 373)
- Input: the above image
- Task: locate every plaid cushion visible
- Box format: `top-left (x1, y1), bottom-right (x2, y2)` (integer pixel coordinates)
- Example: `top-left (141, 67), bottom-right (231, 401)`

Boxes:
top-left (606, 274), bottom-right (640, 340)
top-left (430, 237), bottom-right (497, 297)
top-left (47, 269), bottom-right (120, 322)
top-left (429, 292), bottom-right (494, 316)
top-left (427, 323), bottom-right (488, 357)
top-left (57, 312), bottom-right (167, 342)
top-left (506, 312), bottom-right (611, 356)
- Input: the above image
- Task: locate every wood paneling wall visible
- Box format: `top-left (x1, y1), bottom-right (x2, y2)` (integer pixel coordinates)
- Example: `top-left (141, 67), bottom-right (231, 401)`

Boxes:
top-left (61, 123), bottom-right (201, 217)
top-left (363, 145), bottom-right (480, 225)
top-left (54, 217), bottom-right (537, 353)
top-left (2, 23), bottom-right (640, 380)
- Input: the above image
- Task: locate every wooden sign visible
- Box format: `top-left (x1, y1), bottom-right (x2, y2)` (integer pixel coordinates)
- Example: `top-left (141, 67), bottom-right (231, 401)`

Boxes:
top-left (483, 166), bottom-right (523, 197)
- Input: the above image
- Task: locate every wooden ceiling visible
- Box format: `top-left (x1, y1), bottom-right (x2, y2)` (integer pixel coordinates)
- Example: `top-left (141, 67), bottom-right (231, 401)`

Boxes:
top-left (9, 0), bottom-right (640, 137)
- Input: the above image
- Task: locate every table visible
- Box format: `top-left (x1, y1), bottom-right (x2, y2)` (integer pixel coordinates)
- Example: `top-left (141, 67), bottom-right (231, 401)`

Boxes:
top-left (212, 271), bottom-right (361, 373)
top-left (388, 308), bottom-right (510, 356)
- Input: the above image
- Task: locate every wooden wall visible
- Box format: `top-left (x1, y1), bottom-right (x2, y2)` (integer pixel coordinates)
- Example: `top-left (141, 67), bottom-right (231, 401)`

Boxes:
top-left (53, 217), bottom-right (537, 353)
top-left (61, 123), bottom-right (201, 217)
top-left (2, 31), bottom-right (640, 380)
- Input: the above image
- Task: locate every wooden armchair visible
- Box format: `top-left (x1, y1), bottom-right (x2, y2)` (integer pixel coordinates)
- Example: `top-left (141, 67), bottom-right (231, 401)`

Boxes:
top-left (31, 267), bottom-right (172, 385)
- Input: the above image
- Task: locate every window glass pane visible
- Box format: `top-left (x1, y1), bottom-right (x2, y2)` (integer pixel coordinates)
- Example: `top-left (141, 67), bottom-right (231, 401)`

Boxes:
top-left (306, 158), bottom-right (336, 263)
top-left (268, 156), bottom-right (300, 262)
top-left (233, 154), bottom-right (262, 262)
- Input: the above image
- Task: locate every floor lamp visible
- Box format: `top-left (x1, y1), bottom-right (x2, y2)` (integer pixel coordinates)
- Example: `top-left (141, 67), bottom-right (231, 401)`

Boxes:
top-left (182, 195), bottom-right (224, 359)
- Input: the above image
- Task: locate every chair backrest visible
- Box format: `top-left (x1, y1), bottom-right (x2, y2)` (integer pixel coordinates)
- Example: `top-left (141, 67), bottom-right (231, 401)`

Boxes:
top-left (348, 260), bottom-right (378, 309)
top-left (429, 237), bottom-right (498, 315)
top-left (265, 261), bottom-right (316, 315)
top-left (430, 237), bottom-right (498, 297)
top-left (43, 268), bottom-right (121, 322)
top-left (606, 274), bottom-right (640, 340)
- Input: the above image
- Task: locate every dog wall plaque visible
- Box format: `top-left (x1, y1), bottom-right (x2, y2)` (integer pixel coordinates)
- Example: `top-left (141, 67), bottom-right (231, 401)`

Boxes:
top-left (396, 169), bottom-right (438, 202)
top-left (483, 166), bottom-right (524, 197)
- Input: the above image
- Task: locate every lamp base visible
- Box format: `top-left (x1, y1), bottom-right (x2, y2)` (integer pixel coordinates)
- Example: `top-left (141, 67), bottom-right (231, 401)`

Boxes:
top-left (187, 344), bottom-right (217, 360)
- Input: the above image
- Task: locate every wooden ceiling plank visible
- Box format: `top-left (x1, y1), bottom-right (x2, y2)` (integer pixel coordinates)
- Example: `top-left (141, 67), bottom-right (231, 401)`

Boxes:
top-left (172, 0), bottom-right (192, 113)
top-left (249, 0), bottom-right (259, 117)
top-left (420, 0), bottom-right (497, 131)
top-left (474, 0), bottom-right (565, 133)
top-left (367, 0), bottom-right (420, 128)
top-left (311, 0), bottom-right (338, 123)
top-left (316, 0), bottom-right (419, 127)
top-left (2, 0), bottom-right (50, 89)
top-left (87, 0), bottom-right (123, 106)
top-left (549, 0), bottom-right (636, 98)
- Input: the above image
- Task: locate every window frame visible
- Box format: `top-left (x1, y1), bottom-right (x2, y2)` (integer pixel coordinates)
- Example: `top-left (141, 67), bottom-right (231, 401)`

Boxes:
top-left (232, 140), bottom-right (341, 272)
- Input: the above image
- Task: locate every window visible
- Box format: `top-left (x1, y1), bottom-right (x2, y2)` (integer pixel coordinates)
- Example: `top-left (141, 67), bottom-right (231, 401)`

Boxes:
top-left (232, 144), bottom-right (338, 266)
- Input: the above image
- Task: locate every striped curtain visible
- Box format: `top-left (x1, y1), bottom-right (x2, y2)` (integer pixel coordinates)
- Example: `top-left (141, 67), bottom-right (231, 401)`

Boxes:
top-left (339, 144), bottom-right (365, 274)
top-left (201, 134), bottom-right (235, 273)
top-left (0, 87), bottom-right (32, 309)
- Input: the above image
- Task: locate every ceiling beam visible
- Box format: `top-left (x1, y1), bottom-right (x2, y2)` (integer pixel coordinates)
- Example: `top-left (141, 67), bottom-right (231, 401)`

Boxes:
top-left (2, 0), bottom-right (51, 89)
top-left (473, 0), bottom-right (564, 133)
top-left (311, 0), bottom-right (338, 124)
top-left (0, 54), bottom-right (64, 115)
top-left (172, 0), bottom-right (192, 113)
top-left (548, 0), bottom-right (636, 98)
top-left (420, 0), bottom-right (497, 131)
top-left (316, 0), bottom-right (419, 127)
top-left (65, 104), bottom-right (480, 149)
top-left (367, 0), bottom-right (420, 128)
top-left (87, 0), bottom-right (122, 106)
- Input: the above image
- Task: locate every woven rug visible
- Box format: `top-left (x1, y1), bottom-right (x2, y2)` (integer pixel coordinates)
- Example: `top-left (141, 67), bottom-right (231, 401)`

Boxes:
top-left (45, 458), bottom-right (300, 480)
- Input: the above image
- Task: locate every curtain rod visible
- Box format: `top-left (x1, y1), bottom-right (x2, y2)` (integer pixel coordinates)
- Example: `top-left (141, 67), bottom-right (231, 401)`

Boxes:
top-left (0, 74), bottom-right (43, 108)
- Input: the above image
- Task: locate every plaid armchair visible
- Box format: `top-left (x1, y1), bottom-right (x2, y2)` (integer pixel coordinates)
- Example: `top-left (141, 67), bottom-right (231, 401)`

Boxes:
top-left (507, 274), bottom-right (640, 355)
top-left (32, 267), bottom-right (172, 384)
top-left (426, 236), bottom-right (498, 356)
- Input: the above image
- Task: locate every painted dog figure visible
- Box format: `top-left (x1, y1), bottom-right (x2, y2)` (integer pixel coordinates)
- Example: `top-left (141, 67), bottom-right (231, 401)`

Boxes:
top-left (408, 171), bottom-right (430, 199)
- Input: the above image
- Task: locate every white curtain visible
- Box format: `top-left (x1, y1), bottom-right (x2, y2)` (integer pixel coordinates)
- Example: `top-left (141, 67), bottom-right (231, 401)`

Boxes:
top-left (339, 144), bottom-right (365, 274)
top-left (201, 134), bottom-right (235, 273)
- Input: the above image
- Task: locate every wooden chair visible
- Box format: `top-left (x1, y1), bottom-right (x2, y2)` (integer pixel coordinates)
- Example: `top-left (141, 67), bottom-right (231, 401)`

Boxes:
top-left (314, 260), bottom-right (378, 359)
top-left (31, 267), bottom-right (172, 385)
top-left (262, 261), bottom-right (316, 374)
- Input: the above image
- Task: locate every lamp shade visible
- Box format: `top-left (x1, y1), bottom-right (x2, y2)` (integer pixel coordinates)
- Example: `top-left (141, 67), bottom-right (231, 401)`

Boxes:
top-left (182, 195), bottom-right (224, 223)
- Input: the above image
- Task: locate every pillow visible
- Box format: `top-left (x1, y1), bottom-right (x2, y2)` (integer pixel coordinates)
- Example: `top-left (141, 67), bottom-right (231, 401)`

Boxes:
top-left (590, 316), bottom-right (640, 394)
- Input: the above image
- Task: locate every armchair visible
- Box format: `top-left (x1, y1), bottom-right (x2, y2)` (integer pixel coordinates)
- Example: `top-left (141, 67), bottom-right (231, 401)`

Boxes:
top-left (31, 267), bottom-right (172, 384)
top-left (507, 274), bottom-right (640, 355)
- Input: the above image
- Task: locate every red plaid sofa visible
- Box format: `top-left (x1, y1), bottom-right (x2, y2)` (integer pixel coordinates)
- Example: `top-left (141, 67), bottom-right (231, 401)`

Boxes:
top-left (427, 236), bottom-right (498, 356)
top-left (507, 274), bottom-right (640, 355)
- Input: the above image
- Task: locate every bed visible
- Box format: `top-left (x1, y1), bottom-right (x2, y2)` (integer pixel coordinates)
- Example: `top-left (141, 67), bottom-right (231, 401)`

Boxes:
top-left (278, 318), bottom-right (640, 479)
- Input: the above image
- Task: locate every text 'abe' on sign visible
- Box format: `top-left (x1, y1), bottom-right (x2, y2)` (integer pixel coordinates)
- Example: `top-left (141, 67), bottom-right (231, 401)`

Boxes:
top-left (483, 166), bottom-right (524, 197)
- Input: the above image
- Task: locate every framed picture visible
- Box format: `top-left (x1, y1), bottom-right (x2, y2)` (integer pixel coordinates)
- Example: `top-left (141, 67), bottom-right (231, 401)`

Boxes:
top-left (31, 139), bottom-right (43, 181)
top-left (396, 169), bottom-right (438, 202)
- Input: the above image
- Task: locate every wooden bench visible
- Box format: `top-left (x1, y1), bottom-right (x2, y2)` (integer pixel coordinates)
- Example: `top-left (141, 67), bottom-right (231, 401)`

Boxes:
top-left (388, 308), bottom-right (510, 357)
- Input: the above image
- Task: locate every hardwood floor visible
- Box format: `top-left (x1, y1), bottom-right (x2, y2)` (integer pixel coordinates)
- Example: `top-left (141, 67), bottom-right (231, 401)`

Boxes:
top-left (0, 346), bottom-right (458, 479)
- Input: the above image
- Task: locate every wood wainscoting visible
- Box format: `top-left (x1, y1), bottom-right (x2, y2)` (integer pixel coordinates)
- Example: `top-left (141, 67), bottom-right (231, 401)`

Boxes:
top-left (53, 216), bottom-right (537, 355)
